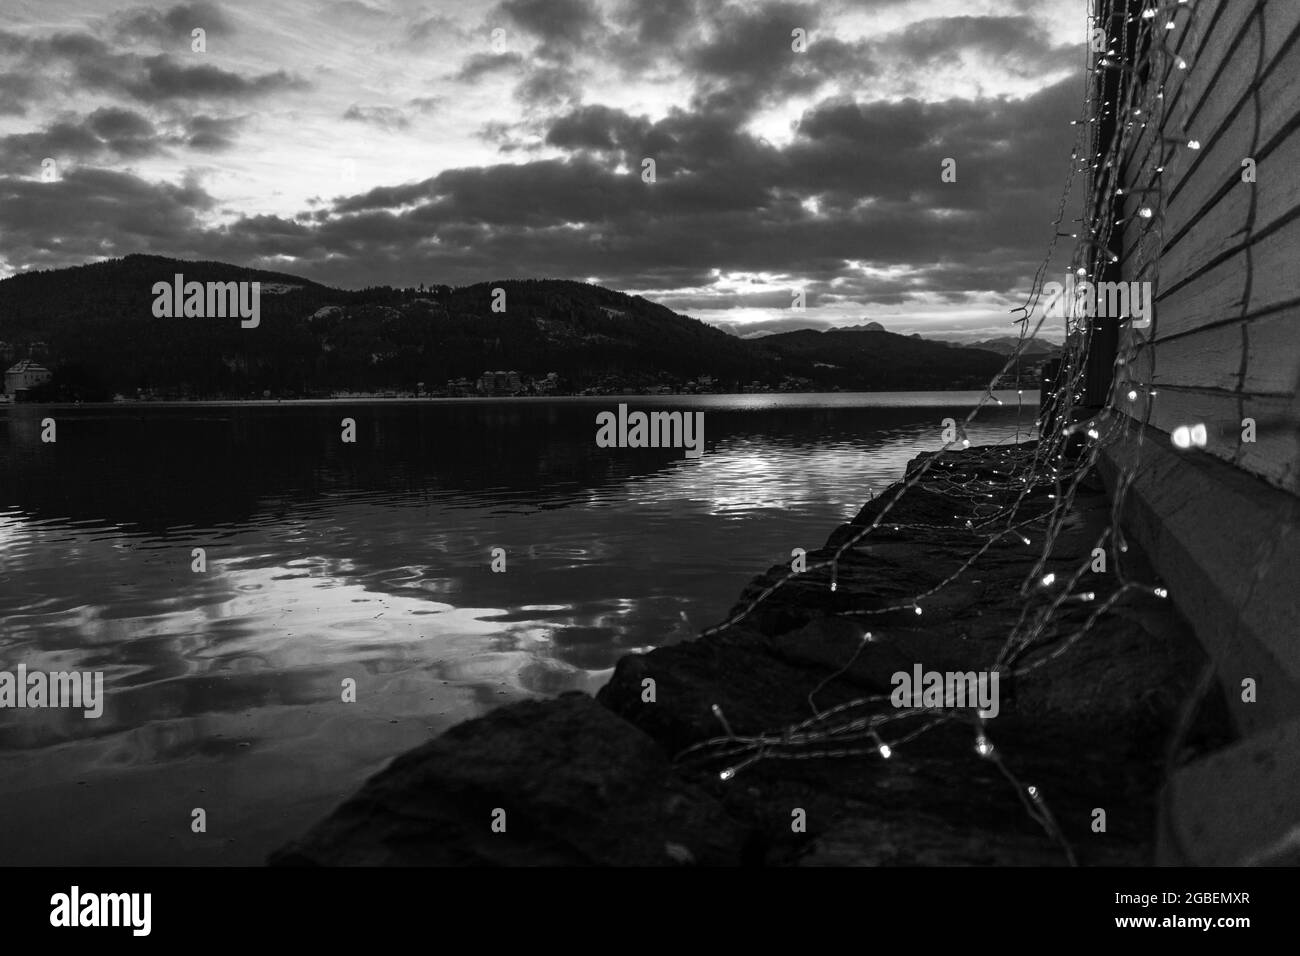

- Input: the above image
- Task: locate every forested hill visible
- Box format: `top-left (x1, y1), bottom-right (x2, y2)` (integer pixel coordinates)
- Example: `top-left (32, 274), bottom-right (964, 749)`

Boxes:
top-left (0, 255), bottom-right (1008, 398)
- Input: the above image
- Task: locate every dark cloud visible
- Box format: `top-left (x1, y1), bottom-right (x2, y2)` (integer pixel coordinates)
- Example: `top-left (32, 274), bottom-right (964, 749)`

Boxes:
top-left (0, 71), bottom-right (36, 116)
top-left (684, 1), bottom-right (836, 115)
top-left (291, 70), bottom-right (1083, 296)
top-left (127, 55), bottom-right (306, 101)
top-left (342, 104), bottom-right (411, 131)
top-left (0, 108), bottom-right (161, 167)
top-left (0, 168), bottom-right (216, 270)
top-left (183, 114), bottom-right (244, 150)
top-left (0, 2), bottom-right (1084, 329)
top-left (1, 64), bottom-right (1081, 298)
top-left (452, 52), bottom-right (524, 82)
top-left (114, 2), bottom-right (236, 44)
top-left (496, 0), bottom-right (601, 57)
top-left (610, 0), bottom-right (699, 49)
top-left (0, 30), bottom-right (306, 103)
top-left (546, 104), bottom-right (653, 152)
top-left (87, 106), bottom-right (156, 141)
top-left (513, 64), bottom-right (585, 107)
top-left (0, 104), bottom-right (246, 169)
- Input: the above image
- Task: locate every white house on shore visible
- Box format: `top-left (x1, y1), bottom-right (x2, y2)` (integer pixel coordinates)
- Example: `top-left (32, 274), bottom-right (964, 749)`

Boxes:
top-left (4, 359), bottom-right (52, 400)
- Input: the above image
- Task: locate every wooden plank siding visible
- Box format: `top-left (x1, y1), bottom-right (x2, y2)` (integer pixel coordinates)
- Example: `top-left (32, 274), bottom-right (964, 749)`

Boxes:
top-left (1110, 0), bottom-right (1300, 496)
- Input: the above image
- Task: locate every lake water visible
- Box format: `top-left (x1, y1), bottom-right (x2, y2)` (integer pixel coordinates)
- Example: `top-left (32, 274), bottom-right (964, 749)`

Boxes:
top-left (0, 392), bottom-right (1039, 864)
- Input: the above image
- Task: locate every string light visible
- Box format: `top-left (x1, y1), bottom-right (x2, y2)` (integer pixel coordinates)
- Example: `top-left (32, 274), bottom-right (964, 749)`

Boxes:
top-left (870, 729), bottom-right (892, 759)
top-left (672, 0), bottom-right (1219, 866)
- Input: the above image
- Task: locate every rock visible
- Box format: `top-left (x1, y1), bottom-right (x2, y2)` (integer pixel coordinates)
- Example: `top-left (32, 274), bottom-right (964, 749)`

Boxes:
top-left (269, 692), bottom-right (752, 866)
top-left (270, 443), bottom-right (1229, 866)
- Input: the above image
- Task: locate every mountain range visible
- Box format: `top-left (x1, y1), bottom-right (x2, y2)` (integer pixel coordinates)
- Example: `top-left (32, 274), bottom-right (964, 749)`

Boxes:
top-left (0, 255), bottom-right (1040, 399)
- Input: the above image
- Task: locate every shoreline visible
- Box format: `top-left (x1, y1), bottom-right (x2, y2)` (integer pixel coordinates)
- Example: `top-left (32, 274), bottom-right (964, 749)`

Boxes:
top-left (1, 388), bottom-right (1041, 409)
top-left (268, 440), bottom-right (1226, 866)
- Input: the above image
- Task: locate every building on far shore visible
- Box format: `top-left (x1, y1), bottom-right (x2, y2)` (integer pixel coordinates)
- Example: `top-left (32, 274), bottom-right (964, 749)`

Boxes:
top-left (4, 359), bottom-right (52, 401)
top-left (476, 370), bottom-right (522, 395)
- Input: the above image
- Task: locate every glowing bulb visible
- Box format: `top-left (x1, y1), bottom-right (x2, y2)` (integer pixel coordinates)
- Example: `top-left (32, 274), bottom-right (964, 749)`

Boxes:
top-left (1087, 428), bottom-right (1100, 439)
top-left (1188, 139), bottom-right (1201, 150)
top-left (1041, 573), bottom-right (1056, 586)
top-left (914, 604), bottom-right (923, 615)
top-left (1139, 207), bottom-right (1154, 219)
top-left (1127, 389), bottom-right (1138, 400)
top-left (1080, 592), bottom-right (1095, 601)
top-left (962, 439), bottom-right (970, 448)
top-left (1177, 58), bottom-right (1188, 70)
top-left (1154, 586), bottom-right (1168, 598)
top-left (1172, 424), bottom-right (1207, 449)
top-left (1027, 785), bottom-right (1040, 800)
top-left (1021, 536), bottom-right (1032, 546)
top-left (1141, 8), bottom-right (1155, 17)
top-left (720, 768), bottom-right (735, 781)
top-left (975, 734), bottom-right (994, 757)
top-left (879, 743), bottom-right (893, 759)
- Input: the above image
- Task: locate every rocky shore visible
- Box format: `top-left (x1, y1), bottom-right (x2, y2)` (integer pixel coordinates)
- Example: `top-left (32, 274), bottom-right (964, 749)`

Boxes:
top-left (269, 443), bottom-right (1233, 866)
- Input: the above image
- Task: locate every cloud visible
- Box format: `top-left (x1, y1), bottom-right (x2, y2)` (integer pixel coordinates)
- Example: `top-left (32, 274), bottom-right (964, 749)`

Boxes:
top-left (0, 1), bottom-right (1087, 339)
top-left (113, 2), bottom-right (236, 44)
top-left (0, 71), bottom-right (37, 116)
top-left (0, 29), bottom-right (307, 104)
top-left (0, 168), bottom-right (217, 270)
top-left (890, 15), bottom-right (1066, 72)
top-left (0, 107), bottom-right (163, 167)
top-left (496, 0), bottom-right (601, 58)
top-left (342, 104), bottom-right (411, 131)
top-left (183, 114), bottom-right (245, 150)
top-left (126, 55), bottom-right (306, 102)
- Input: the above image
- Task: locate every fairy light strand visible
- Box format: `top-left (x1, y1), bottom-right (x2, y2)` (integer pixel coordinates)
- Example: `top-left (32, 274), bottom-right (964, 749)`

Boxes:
top-left (666, 0), bottom-right (1249, 866)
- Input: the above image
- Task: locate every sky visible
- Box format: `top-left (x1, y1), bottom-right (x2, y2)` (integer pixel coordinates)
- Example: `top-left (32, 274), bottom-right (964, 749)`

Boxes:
top-left (0, 0), bottom-right (1089, 341)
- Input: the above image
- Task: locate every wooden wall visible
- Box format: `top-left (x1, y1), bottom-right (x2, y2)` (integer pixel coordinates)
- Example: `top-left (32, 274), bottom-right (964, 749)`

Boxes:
top-left (1113, 0), bottom-right (1300, 494)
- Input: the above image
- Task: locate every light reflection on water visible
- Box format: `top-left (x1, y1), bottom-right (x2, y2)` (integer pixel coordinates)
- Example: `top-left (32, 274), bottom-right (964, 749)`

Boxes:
top-left (0, 392), bottom-right (1038, 863)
